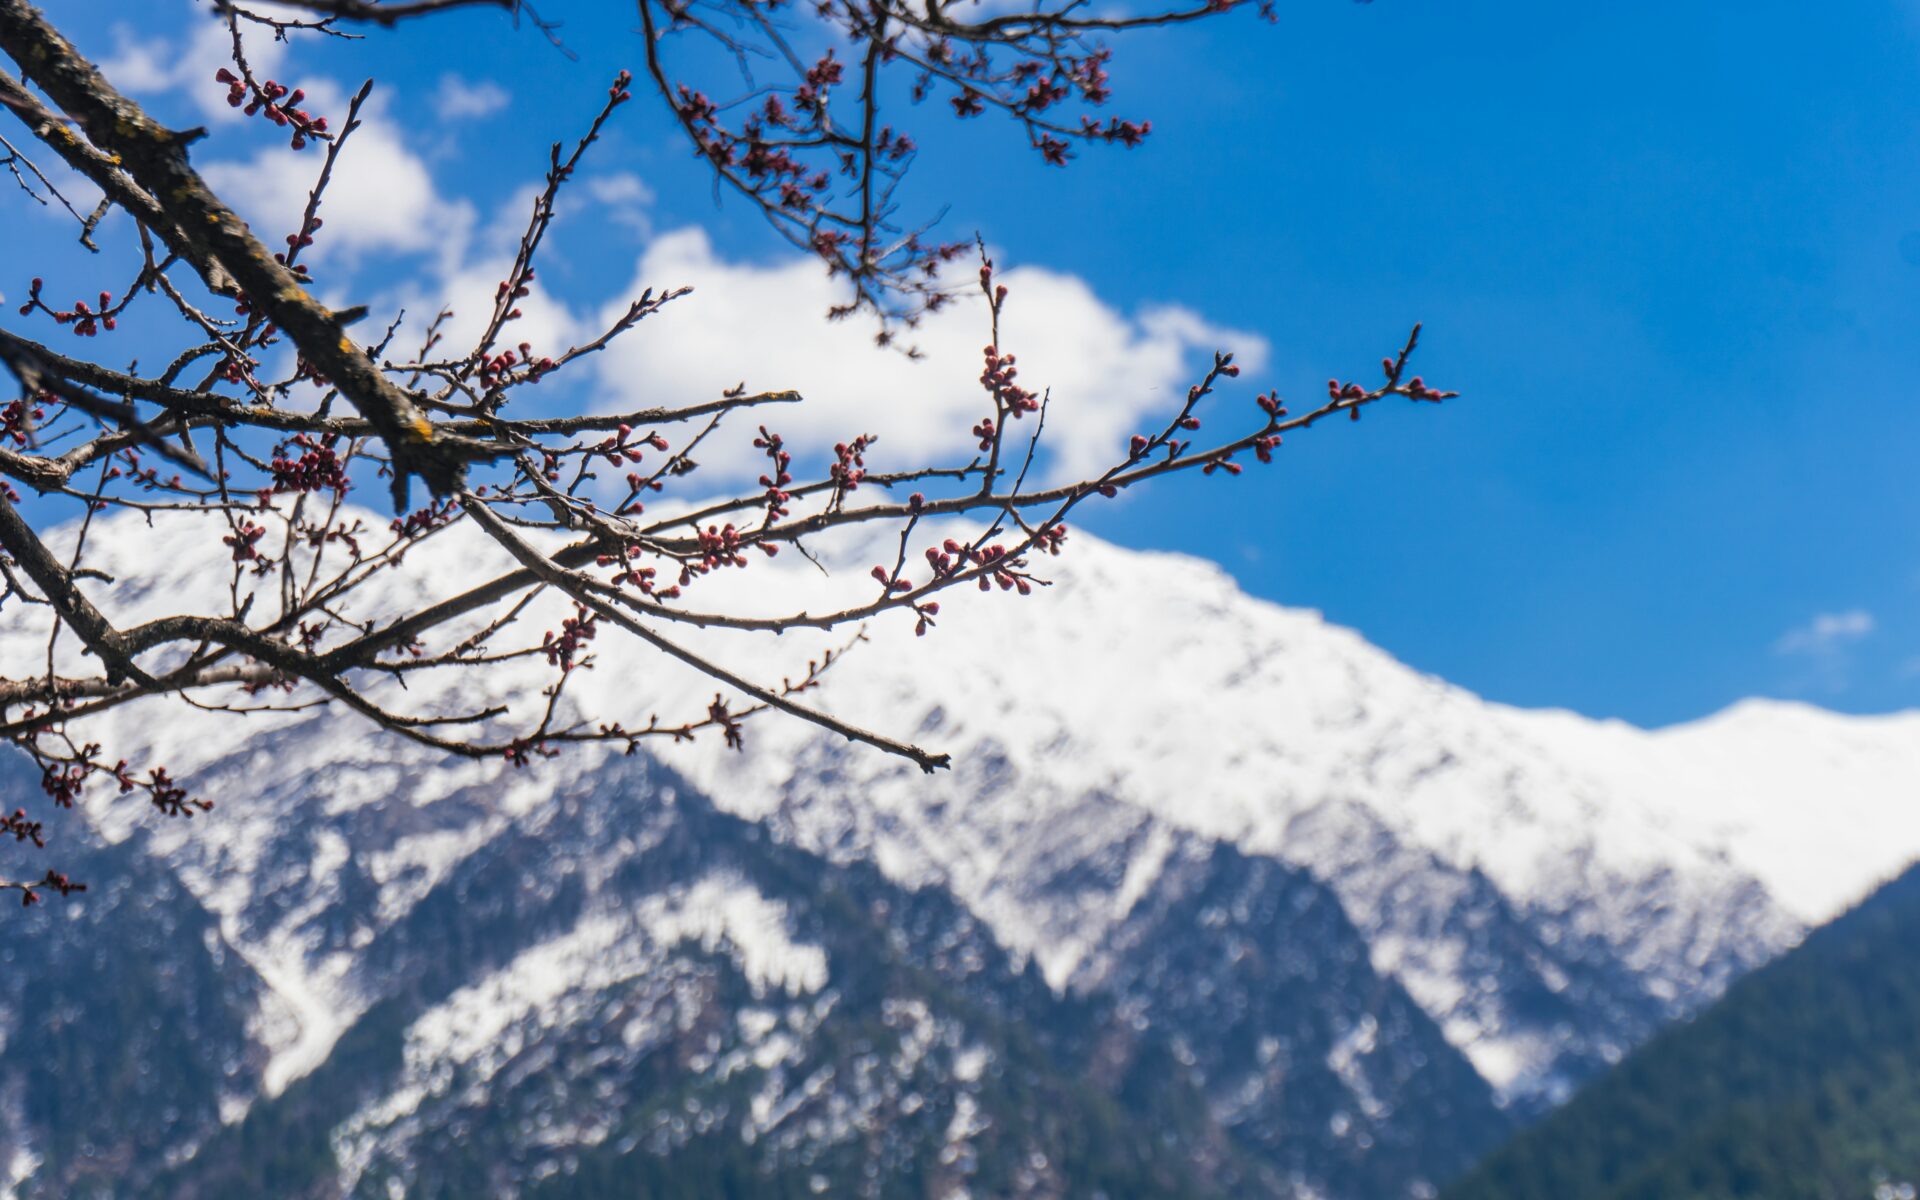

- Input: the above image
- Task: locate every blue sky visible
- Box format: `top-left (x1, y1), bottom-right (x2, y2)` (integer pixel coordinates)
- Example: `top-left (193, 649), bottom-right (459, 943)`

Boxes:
top-left (16, 0), bottom-right (1920, 726)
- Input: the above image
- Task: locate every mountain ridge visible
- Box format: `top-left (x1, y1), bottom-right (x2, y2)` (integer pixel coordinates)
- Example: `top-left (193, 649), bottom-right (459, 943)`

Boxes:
top-left (1443, 860), bottom-right (1920, 1200)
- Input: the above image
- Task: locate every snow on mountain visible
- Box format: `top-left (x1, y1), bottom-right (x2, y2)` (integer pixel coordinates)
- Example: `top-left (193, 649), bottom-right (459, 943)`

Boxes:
top-left (6, 505), bottom-right (1918, 1117)
top-left (328, 869), bottom-right (831, 1193)
top-left (602, 518), bottom-right (1919, 1102)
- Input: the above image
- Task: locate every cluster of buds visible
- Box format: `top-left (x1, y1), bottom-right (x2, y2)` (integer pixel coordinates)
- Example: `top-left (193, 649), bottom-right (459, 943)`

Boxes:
top-left (38, 760), bottom-right (89, 808)
top-left (737, 125), bottom-right (823, 190)
top-left (870, 564), bottom-right (913, 594)
top-left (921, 538), bottom-right (1040, 594)
top-left (691, 523), bottom-right (752, 576)
top-left (874, 125), bottom-right (917, 163)
top-left (478, 344), bottom-right (559, 390)
top-left (240, 671), bottom-right (299, 697)
top-left (707, 695), bottom-right (745, 751)
top-left (980, 344), bottom-right (1040, 417)
top-left (923, 537), bottom-right (971, 577)
top-left (643, 0), bottom-right (1208, 324)
top-left (223, 519), bottom-right (267, 562)
top-left (753, 427), bottom-right (794, 522)
top-left (778, 171), bottom-right (832, 211)
top-left (19, 870), bottom-right (86, 907)
top-left (43, 757), bottom-right (211, 820)
top-left (120, 449), bottom-right (182, 495)
top-left (908, 599), bottom-right (941, 637)
top-left (1, 809), bottom-right (45, 849)
top-left (593, 423), bottom-right (667, 469)
top-left (796, 52), bottom-right (844, 114)
top-left (678, 85), bottom-right (718, 126)
top-left (273, 214), bottom-right (322, 278)
top-left (139, 767), bottom-right (208, 818)
top-left (596, 546), bottom-right (679, 598)
top-left (20, 280), bottom-right (120, 336)
top-left (541, 605), bottom-right (598, 671)
top-left (268, 434), bottom-right (350, 495)
top-left (0, 396), bottom-right (45, 447)
top-left (668, 46), bottom-right (977, 310)
top-left (503, 738), bottom-right (558, 769)
top-left (219, 348), bottom-right (260, 386)
top-left (1079, 116), bottom-right (1151, 147)
top-left (621, 459), bottom-right (669, 509)
top-left (616, 564), bottom-right (673, 599)
top-left (493, 269), bottom-right (537, 328)
top-left (215, 69), bottom-right (328, 149)
top-left (300, 519), bottom-right (364, 558)
top-left (971, 417), bottom-right (996, 452)
top-left (1013, 64), bottom-right (1070, 117)
top-left (389, 499), bottom-right (458, 538)
top-left (831, 435), bottom-right (872, 493)
top-left (972, 543), bottom-right (1035, 594)
top-left (1067, 49), bottom-right (1114, 104)
top-left (1327, 377), bottom-right (1371, 421)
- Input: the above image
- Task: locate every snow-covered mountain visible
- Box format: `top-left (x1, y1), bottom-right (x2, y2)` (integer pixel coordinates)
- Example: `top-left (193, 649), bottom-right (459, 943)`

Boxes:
top-left (3, 507), bottom-right (1917, 1198)
top-left (647, 533), bottom-right (1920, 1106)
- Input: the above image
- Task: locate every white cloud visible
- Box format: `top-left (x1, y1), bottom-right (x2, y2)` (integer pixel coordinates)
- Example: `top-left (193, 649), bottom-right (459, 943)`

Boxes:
top-left (587, 173), bottom-right (655, 208)
top-left (1774, 609), bottom-right (1875, 657)
top-left (585, 172), bottom-right (655, 238)
top-left (588, 228), bottom-right (1269, 484)
top-left (434, 74), bottom-right (511, 121)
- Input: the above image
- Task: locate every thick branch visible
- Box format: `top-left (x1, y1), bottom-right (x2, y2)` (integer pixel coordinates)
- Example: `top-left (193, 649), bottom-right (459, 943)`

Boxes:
top-left (242, 0), bottom-right (520, 24)
top-left (0, 491), bottom-right (149, 683)
top-left (0, 326), bottom-right (800, 439)
top-left (0, 69), bottom-right (238, 295)
top-left (0, 0), bottom-right (500, 505)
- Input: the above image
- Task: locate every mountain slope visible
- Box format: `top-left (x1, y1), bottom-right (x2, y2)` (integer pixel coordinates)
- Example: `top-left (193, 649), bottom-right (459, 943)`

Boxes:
top-left (2, 507), bottom-right (1917, 1195)
top-left (614, 523), bottom-right (1920, 1106)
top-left (1444, 862), bottom-right (1920, 1200)
top-left (0, 750), bottom-right (1505, 1199)
top-left (0, 814), bottom-right (272, 1196)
